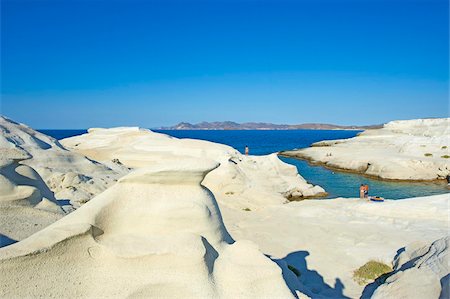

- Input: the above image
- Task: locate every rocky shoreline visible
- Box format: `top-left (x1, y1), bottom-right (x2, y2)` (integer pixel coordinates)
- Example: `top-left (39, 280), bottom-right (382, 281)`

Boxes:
top-left (280, 118), bottom-right (450, 182)
top-left (279, 151), bottom-right (450, 184)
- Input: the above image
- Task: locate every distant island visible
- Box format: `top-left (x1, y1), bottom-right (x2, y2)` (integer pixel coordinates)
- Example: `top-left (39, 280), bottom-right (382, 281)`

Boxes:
top-left (159, 121), bottom-right (382, 130)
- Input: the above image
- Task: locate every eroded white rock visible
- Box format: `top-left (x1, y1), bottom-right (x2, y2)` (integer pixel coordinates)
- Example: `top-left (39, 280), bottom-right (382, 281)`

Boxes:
top-left (0, 159), bottom-right (297, 298)
top-left (281, 118), bottom-right (450, 181)
top-left (0, 155), bottom-right (64, 243)
top-left (0, 116), bottom-right (125, 206)
top-left (372, 237), bottom-right (449, 299)
top-left (62, 126), bottom-right (326, 209)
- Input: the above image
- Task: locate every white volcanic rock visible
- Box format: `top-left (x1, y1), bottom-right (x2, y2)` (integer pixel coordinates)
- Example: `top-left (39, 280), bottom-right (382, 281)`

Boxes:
top-left (222, 194), bottom-right (449, 298)
top-left (0, 151), bottom-right (64, 244)
top-left (281, 118), bottom-right (450, 181)
top-left (372, 237), bottom-right (449, 299)
top-left (203, 153), bottom-right (327, 209)
top-left (0, 116), bottom-right (126, 206)
top-left (62, 127), bottom-right (326, 209)
top-left (0, 159), bottom-right (298, 298)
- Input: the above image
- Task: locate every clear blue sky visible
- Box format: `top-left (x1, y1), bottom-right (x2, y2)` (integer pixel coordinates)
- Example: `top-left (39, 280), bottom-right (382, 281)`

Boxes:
top-left (1, 0), bottom-right (448, 129)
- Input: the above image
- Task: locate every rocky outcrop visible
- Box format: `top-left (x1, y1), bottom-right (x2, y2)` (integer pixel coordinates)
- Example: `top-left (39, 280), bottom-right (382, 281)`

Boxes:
top-left (370, 237), bottom-right (449, 299)
top-left (62, 127), bottom-right (326, 209)
top-left (0, 147), bottom-right (64, 244)
top-left (281, 118), bottom-right (450, 181)
top-left (0, 159), bottom-right (298, 298)
top-left (0, 116), bottom-right (126, 206)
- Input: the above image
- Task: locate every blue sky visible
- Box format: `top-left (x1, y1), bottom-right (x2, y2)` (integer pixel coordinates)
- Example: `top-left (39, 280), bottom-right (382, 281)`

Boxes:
top-left (1, 0), bottom-right (448, 129)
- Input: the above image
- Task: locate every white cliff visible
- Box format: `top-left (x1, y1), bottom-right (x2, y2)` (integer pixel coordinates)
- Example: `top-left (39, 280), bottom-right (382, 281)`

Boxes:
top-left (281, 118), bottom-right (450, 181)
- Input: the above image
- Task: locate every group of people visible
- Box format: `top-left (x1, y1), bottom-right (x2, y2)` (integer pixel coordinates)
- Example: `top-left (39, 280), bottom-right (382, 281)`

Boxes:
top-left (359, 184), bottom-right (369, 199)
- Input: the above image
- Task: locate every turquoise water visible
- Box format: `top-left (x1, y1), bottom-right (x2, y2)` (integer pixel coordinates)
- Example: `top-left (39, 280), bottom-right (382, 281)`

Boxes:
top-left (40, 129), bottom-right (449, 199)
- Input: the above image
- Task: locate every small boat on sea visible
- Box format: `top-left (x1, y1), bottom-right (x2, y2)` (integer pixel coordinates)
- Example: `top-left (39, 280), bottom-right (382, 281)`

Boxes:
top-left (369, 196), bottom-right (384, 202)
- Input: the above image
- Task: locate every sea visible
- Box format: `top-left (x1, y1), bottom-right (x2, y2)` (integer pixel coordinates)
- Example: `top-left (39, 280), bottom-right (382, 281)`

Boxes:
top-left (39, 129), bottom-right (450, 200)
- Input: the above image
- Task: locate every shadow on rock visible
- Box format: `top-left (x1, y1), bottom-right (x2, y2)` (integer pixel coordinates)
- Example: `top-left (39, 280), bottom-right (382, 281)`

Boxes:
top-left (274, 250), bottom-right (351, 299)
top-left (0, 234), bottom-right (17, 248)
top-left (439, 274), bottom-right (449, 299)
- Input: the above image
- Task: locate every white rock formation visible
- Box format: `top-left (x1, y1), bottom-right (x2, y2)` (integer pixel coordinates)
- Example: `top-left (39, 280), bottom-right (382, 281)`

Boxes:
top-left (0, 145), bottom-right (64, 244)
top-left (0, 116), bottom-right (126, 206)
top-left (0, 159), bottom-right (298, 298)
top-left (281, 118), bottom-right (450, 181)
top-left (62, 127), bottom-right (326, 209)
top-left (223, 194), bottom-right (449, 298)
top-left (371, 237), bottom-right (449, 299)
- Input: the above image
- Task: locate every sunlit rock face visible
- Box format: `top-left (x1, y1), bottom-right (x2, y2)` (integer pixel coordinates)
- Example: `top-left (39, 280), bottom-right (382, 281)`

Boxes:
top-left (62, 126), bottom-right (326, 209)
top-left (0, 140), bottom-right (64, 243)
top-left (372, 237), bottom-right (449, 299)
top-left (0, 116), bottom-right (124, 207)
top-left (0, 159), bottom-right (297, 298)
top-left (281, 118), bottom-right (450, 181)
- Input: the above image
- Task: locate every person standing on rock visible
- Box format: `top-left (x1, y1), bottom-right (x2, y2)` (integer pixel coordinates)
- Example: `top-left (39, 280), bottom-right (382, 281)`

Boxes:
top-left (245, 145), bottom-right (249, 155)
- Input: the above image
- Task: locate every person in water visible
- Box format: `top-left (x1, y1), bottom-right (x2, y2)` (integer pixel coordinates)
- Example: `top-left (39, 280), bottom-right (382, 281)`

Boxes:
top-left (364, 184), bottom-right (369, 198)
top-left (359, 184), bottom-right (365, 199)
top-left (245, 145), bottom-right (249, 155)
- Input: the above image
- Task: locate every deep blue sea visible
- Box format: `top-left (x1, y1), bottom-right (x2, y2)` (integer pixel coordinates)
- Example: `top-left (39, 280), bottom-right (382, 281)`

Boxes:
top-left (39, 129), bottom-right (449, 199)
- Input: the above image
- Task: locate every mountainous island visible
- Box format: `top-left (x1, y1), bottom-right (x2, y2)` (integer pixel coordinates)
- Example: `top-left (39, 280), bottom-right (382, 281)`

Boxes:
top-left (159, 121), bottom-right (382, 130)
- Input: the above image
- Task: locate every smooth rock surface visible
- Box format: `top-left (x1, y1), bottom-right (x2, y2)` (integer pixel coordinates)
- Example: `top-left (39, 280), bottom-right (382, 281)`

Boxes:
top-left (371, 236), bottom-right (449, 299)
top-left (221, 194), bottom-right (449, 298)
top-left (281, 118), bottom-right (450, 181)
top-left (0, 146), bottom-right (64, 243)
top-left (0, 116), bottom-right (128, 206)
top-left (62, 127), bottom-right (326, 209)
top-left (0, 159), bottom-right (298, 298)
